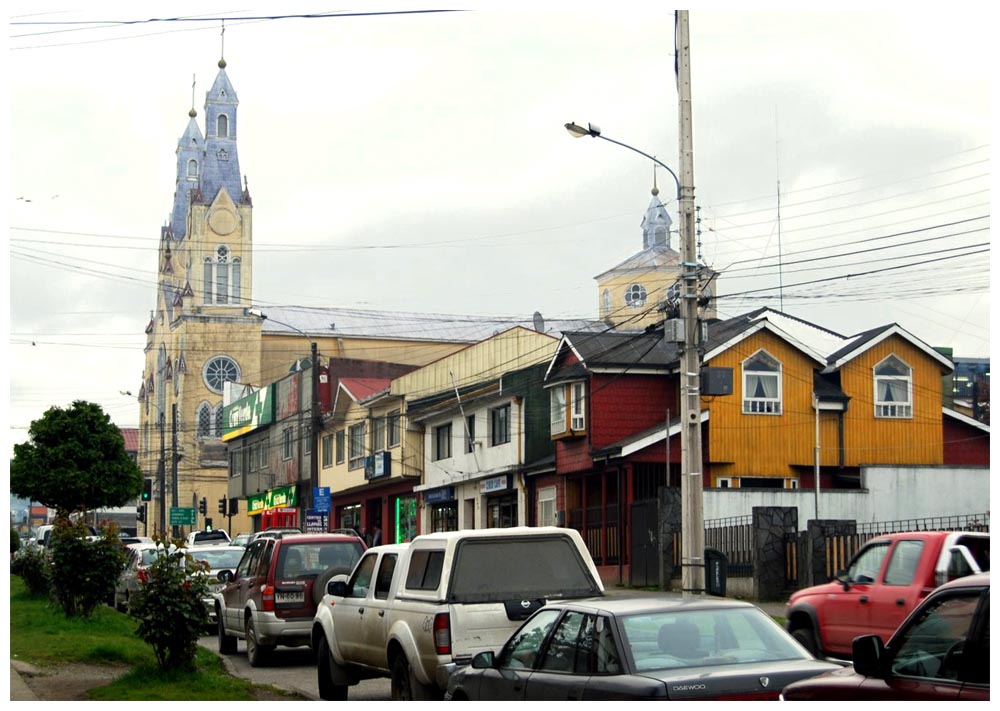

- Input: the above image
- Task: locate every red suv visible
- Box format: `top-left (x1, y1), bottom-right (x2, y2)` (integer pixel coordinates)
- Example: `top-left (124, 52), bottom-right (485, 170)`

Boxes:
top-left (214, 532), bottom-right (365, 666)
top-left (786, 530), bottom-right (988, 659)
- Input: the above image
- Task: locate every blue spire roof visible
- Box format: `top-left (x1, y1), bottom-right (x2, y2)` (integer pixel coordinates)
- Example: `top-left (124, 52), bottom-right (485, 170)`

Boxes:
top-left (168, 60), bottom-right (244, 239)
top-left (640, 187), bottom-right (673, 249)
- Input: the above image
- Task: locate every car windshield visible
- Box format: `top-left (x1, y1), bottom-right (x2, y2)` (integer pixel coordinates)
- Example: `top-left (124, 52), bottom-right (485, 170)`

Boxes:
top-left (190, 548), bottom-right (244, 570)
top-left (276, 541), bottom-right (364, 579)
top-left (140, 548), bottom-right (173, 566)
top-left (620, 607), bottom-right (811, 671)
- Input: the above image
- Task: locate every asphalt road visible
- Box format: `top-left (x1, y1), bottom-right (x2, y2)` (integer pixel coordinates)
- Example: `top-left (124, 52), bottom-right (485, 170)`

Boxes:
top-left (197, 635), bottom-right (391, 701)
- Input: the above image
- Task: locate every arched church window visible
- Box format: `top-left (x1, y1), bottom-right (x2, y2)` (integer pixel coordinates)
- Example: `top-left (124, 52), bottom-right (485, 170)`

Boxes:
top-left (197, 403), bottom-right (212, 438)
top-left (217, 114), bottom-right (228, 138)
top-left (215, 246), bottom-right (230, 304)
top-left (187, 159), bottom-right (198, 179)
top-left (156, 344), bottom-right (167, 415)
top-left (215, 404), bottom-right (225, 437)
top-left (654, 225), bottom-right (667, 245)
top-left (231, 258), bottom-right (241, 304)
top-left (602, 289), bottom-right (611, 314)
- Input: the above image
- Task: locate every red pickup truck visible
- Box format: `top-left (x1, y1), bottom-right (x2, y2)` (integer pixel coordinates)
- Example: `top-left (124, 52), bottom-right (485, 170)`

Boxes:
top-left (785, 530), bottom-right (989, 659)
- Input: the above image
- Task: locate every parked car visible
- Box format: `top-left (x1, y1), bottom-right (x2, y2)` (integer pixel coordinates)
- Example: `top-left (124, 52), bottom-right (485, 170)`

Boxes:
top-left (250, 527), bottom-right (303, 541)
top-left (186, 529), bottom-right (232, 546)
top-left (214, 531), bottom-right (366, 666)
top-left (114, 542), bottom-right (177, 612)
top-left (231, 533), bottom-right (253, 548)
top-left (781, 572), bottom-right (989, 700)
top-left (445, 596), bottom-right (841, 701)
top-left (118, 536), bottom-right (154, 547)
top-left (187, 545), bottom-right (246, 624)
top-left (786, 530), bottom-right (988, 659)
top-left (312, 527), bottom-right (606, 700)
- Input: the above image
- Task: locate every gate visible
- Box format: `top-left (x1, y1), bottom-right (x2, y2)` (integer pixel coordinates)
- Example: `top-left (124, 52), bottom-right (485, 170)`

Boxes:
top-left (630, 500), bottom-right (659, 586)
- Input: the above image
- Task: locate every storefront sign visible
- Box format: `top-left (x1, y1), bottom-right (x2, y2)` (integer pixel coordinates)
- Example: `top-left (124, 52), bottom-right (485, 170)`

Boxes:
top-left (314, 486), bottom-right (331, 513)
top-left (221, 385), bottom-right (275, 442)
top-left (365, 451), bottom-right (391, 480)
top-left (479, 475), bottom-right (511, 494)
top-left (424, 486), bottom-right (456, 504)
top-left (247, 493), bottom-right (267, 516)
top-left (266, 485), bottom-right (298, 510)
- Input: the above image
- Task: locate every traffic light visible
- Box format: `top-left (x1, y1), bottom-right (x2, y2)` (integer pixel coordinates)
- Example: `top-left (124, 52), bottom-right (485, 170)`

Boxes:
top-left (218, 497), bottom-right (227, 516)
top-left (229, 498), bottom-right (239, 515)
top-left (141, 478), bottom-right (152, 502)
top-left (198, 497), bottom-right (207, 516)
top-left (136, 504), bottom-right (145, 523)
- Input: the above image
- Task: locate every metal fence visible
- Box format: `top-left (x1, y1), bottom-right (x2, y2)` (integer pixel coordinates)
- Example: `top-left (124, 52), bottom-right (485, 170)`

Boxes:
top-left (822, 512), bottom-right (990, 580)
top-left (704, 515), bottom-right (754, 578)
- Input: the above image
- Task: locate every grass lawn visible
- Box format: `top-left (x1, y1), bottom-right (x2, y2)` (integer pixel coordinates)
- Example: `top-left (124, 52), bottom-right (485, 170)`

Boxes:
top-left (10, 575), bottom-right (299, 700)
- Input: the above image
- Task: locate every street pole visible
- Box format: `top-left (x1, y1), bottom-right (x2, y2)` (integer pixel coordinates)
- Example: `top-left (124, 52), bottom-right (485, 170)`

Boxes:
top-left (677, 10), bottom-right (705, 597)
top-left (309, 341), bottom-right (319, 525)
top-left (158, 410), bottom-right (166, 536)
top-left (172, 403), bottom-right (179, 539)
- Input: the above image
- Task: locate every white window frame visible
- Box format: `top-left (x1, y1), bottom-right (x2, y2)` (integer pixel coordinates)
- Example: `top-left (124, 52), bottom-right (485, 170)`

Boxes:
top-left (348, 423), bottom-right (366, 470)
top-left (550, 386), bottom-right (567, 436)
top-left (537, 486), bottom-right (556, 527)
top-left (742, 350), bottom-right (782, 415)
top-left (873, 354), bottom-right (913, 419)
top-left (434, 422), bottom-right (452, 461)
top-left (282, 428), bottom-right (293, 461)
top-left (322, 434), bottom-right (333, 468)
top-left (717, 477), bottom-right (733, 489)
top-left (571, 382), bottom-right (586, 431)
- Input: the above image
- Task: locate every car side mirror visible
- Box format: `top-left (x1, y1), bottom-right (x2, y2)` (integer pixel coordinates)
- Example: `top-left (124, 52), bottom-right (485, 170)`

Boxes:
top-left (471, 651), bottom-right (495, 669)
top-left (328, 578), bottom-right (350, 597)
top-left (218, 569), bottom-right (234, 583)
top-left (834, 570), bottom-right (850, 590)
top-left (851, 634), bottom-right (885, 677)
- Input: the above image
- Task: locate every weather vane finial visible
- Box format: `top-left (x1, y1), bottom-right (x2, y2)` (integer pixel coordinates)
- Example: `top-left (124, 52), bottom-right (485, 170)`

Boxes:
top-left (219, 20), bottom-right (227, 68)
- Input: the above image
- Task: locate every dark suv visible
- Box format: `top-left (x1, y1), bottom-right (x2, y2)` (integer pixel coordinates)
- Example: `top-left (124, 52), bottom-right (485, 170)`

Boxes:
top-left (214, 532), bottom-right (365, 666)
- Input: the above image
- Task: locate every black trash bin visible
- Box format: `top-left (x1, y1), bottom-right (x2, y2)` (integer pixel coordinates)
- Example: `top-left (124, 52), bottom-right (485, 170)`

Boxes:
top-left (704, 547), bottom-right (727, 597)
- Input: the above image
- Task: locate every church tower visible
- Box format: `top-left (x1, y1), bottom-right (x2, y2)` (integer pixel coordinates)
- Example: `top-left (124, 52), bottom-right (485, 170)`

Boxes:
top-left (595, 176), bottom-right (716, 330)
top-left (138, 56), bottom-right (261, 535)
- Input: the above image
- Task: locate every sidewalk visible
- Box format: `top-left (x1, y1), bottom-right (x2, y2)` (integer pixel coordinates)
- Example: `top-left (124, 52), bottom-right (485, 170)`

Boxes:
top-left (10, 660), bottom-right (39, 701)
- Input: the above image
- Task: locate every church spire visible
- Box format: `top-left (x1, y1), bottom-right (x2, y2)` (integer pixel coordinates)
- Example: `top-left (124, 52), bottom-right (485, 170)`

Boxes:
top-left (640, 170), bottom-right (673, 250)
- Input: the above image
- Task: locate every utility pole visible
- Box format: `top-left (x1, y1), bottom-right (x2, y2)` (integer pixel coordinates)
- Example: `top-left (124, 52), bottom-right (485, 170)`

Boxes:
top-left (158, 410), bottom-right (166, 535)
top-left (309, 341), bottom-right (319, 521)
top-left (171, 403), bottom-right (179, 539)
top-left (677, 10), bottom-right (705, 596)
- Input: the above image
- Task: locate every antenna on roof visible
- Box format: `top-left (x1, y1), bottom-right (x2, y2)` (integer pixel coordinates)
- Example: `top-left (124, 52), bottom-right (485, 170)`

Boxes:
top-left (532, 311), bottom-right (545, 333)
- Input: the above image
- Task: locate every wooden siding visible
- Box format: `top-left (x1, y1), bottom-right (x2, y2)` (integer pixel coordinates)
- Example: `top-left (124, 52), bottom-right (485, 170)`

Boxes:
top-left (704, 331), bottom-right (820, 478)
top-left (942, 417), bottom-right (990, 466)
top-left (390, 327), bottom-right (557, 401)
top-left (590, 373), bottom-right (675, 450)
top-left (838, 336), bottom-right (946, 466)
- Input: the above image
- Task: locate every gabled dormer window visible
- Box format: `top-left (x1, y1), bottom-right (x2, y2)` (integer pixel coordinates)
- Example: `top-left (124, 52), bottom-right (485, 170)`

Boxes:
top-left (874, 355), bottom-right (912, 418)
top-left (742, 350), bottom-right (782, 415)
top-left (550, 382), bottom-right (587, 437)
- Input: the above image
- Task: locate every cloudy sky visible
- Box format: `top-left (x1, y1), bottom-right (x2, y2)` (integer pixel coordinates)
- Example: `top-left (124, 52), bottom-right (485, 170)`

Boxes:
top-left (5, 2), bottom-right (993, 461)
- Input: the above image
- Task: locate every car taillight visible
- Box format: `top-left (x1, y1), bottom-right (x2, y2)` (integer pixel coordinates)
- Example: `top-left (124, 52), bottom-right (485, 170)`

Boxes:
top-left (262, 585), bottom-right (275, 612)
top-left (433, 613), bottom-right (451, 655)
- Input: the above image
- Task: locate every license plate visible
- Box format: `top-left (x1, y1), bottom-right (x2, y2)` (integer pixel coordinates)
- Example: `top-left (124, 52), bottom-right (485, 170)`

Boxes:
top-left (276, 591), bottom-right (304, 604)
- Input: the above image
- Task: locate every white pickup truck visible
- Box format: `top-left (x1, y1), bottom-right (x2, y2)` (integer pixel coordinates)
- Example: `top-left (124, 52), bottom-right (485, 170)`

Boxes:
top-left (311, 526), bottom-right (605, 700)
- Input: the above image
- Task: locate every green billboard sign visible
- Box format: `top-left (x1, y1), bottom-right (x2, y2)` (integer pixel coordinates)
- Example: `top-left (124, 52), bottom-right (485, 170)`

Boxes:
top-left (221, 384), bottom-right (275, 441)
top-left (170, 507), bottom-right (197, 525)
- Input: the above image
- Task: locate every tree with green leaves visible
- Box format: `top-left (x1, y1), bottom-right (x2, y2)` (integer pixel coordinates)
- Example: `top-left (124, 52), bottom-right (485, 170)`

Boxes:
top-left (10, 400), bottom-right (142, 515)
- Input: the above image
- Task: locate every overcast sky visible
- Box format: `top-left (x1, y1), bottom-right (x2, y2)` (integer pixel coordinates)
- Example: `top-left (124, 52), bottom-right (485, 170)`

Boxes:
top-left (5, 2), bottom-right (994, 462)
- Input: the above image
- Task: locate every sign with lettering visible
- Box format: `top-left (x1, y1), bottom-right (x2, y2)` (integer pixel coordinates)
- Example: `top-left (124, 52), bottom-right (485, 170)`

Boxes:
top-left (247, 493), bottom-right (267, 516)
top-left (424, 486), bottom-right (456, 504)
top-left (265, 485), bottom-right (298, 510)
top-left (479, 475), bottom-right (511, 495)
top-left (364, 451), bottom-right (391, 480)
top-left (221, 384), bottom-right (275, 441)
top-left (170, 507), bottom-right (197, 525)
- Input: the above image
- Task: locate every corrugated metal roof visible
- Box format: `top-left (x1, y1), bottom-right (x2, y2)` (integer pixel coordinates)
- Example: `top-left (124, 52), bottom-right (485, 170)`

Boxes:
top-left (258, 305), bottom-right (606, 343)
top-left (119, 427), bottom-right (139, 453)
top-left (339, 377), bottom-right (391, 402)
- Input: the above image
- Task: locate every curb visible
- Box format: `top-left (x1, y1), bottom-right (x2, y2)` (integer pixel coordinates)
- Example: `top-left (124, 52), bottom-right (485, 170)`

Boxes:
top-left (10, 661), bottom-right (40, 701)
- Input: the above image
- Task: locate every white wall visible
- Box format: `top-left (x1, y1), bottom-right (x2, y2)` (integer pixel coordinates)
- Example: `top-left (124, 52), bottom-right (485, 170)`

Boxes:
top-left (704, 466), bottom-right (990, 526)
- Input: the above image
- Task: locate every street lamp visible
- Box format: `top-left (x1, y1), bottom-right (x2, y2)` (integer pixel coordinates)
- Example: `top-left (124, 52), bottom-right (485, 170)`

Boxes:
top-left (249, 309), bottom-right (320, 521)
top-left (565, 120), bottom-right (706, 596)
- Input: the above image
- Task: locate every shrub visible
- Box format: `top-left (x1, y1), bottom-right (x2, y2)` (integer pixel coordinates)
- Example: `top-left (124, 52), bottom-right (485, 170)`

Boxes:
top-left (11, 544), bottom-right (52, 597)
top-left (48, 517), bottom-right (128, 618)
top-left (11, 527), bottom-right (21, 554)
top-left (130, 538), bottom-right (211, 671)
